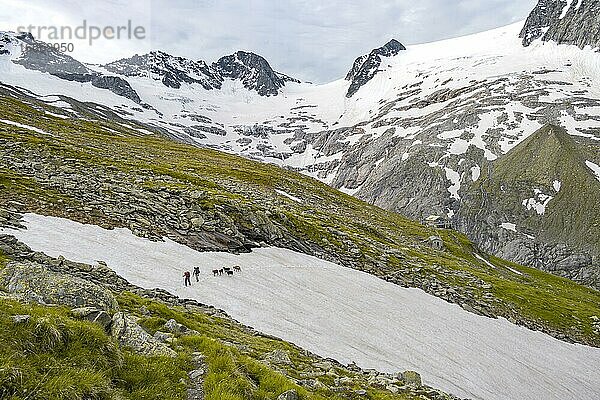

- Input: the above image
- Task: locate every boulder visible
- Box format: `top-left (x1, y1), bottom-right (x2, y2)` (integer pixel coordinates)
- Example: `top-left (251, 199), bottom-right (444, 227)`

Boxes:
top-left (263, 349), bottom-right (292, 365)
top-left (111, 312), bottom-right (176, 357)
top-left (402, 370), bottom-right (422, 388)
top-left (164, 318), bottom-right (190, 334)
top-left (11, 314), bottom-right (30, 324)
top-left (0, 261), bottom-right (118, 311)
top-left (153, 331), bottom-right (175, 343)
top-left (190, 217), bottom-right (205, 229)
top-left (277, 389), bottom-right (298, 400)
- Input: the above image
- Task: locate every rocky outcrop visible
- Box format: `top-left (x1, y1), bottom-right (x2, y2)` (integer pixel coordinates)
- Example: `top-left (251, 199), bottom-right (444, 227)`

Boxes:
top-left (71, 306), bottom-right (113, 330)
top-left (345, 39), bottom-right (406, 97)
top-left (277, 390), bottom-right (298, 400)
top-left (0, 260), bottom-right (118, 310)
top-left (520, 0), bottom-right (600, 48)
top-left (111, 312), bottom-right (177, 357)
top-left (187, 352), bottom-right (206, 400)
top-left (90, 75), bottom-right (141, 103)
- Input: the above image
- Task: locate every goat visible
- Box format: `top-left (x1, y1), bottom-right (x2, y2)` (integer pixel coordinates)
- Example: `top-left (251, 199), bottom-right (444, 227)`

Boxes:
top-left (219, 268), bottom-right (224, 276)
top-left (233, 265), bottom-right (241, 272)
top-left (212, 269), bottom-right (219, 276)
top-left (226, 270), bottom-right (234, 276)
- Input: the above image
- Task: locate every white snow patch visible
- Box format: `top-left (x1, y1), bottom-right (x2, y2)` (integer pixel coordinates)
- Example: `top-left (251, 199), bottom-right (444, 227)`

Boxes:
top-left (522, 189), bottom-right (553, 215)
top-left (274, 189), bottom-right (301, 202)
top-left (553, 180), bottom-right (562, 192)
top-left (560, 0), bottom-right (574, 19)
top-left (2, 213), bottom-right (600, 400)
top-left (471, 166), bottom-right (481, 182)
top-left (444, 167), bottom-right (461, 199)
top-left (505, 265), bottom-right (524, 276)
top-left (585, 160), bottom-right (600, 182)
top-left (0, 119), bottom-right (52, 136)
top-left (500, 222), bottom-right (517, 232)
top-left (339, 186), bottom-right (360, 196)
top-left (475, 253), bottom-right (497, 269)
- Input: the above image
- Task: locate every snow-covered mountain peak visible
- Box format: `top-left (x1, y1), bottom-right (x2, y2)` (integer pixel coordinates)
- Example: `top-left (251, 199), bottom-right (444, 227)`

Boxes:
top-left (214, 50), bottom-right (300, 96)
top-left (345, 38), bottom-right (406, 97)
top-left (0, 31), bottom-right (91, 75)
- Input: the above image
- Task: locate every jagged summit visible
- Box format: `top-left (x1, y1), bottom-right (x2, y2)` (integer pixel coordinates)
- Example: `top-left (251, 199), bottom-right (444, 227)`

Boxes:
top-left (345, 38), bottom-right (406, 97)
top-left (104, 49), bottom-right (298, 96)
top-left (104, 51), bottom-right (223, 90)
top-left (520, 0), bottom-right (600, 48)
top-left (214, 50), bottom-right (300, 96)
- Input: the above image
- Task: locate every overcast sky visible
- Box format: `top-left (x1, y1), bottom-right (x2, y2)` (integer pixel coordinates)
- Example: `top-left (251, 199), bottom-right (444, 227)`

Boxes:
top-left (0, 0), bottom-right (537, 82)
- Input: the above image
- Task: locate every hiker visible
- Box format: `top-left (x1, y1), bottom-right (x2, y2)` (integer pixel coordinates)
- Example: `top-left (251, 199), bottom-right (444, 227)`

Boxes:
top-left (193, 266), bottom-right (200, 282)
top-left (183, 271), bottom-right (191, 287)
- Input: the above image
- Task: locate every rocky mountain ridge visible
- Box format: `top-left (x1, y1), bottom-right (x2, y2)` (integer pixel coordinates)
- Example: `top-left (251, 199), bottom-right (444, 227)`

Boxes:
top-left (1, 32), bottom-right (141, 103)
top-left (104, 48), bottom-right (299, 96)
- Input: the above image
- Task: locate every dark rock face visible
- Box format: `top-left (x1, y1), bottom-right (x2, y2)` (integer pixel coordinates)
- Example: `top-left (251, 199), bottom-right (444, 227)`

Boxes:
top-left (520, 0), bottom-right (600, 48)
top-left (90, 75), bottom-right (141, 103)
top-left (345, 39), bottom-right (406, 97)
top-left (215, 51), bottom-right (299, 96)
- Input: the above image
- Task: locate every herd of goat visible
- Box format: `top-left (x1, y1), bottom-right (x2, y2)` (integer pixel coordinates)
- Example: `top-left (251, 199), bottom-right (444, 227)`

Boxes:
top-left (212, 265), bottom-right (242, 276)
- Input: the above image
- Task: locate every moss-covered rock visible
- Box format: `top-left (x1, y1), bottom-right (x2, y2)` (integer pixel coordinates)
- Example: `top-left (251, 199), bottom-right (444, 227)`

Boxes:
top-left (0, 260), bottom-right (118, 311)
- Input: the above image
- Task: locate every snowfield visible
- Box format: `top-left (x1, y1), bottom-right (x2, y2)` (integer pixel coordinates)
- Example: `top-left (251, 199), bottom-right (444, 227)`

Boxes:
top-left (2, 214), bottom-right (600, 400)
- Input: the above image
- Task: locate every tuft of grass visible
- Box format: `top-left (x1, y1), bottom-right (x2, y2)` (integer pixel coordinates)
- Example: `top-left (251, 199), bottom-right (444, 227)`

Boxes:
top-left (0, 249), bottom-right (6, 269)
top-left (0, 299), bottom-right (189, 400)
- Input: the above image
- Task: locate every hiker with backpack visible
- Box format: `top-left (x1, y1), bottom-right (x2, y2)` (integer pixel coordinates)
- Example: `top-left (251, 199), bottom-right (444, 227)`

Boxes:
top-left (183, 271), bottom-right (191, 287)
top-left (193, 266), bottom-right (200, 282)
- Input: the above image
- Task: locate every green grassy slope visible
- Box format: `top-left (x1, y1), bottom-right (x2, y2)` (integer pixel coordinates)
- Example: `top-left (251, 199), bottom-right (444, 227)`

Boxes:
top-left (0, 90), bottom-right (599, 346)
top-left (485, 124), bottom-right (599, 254)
